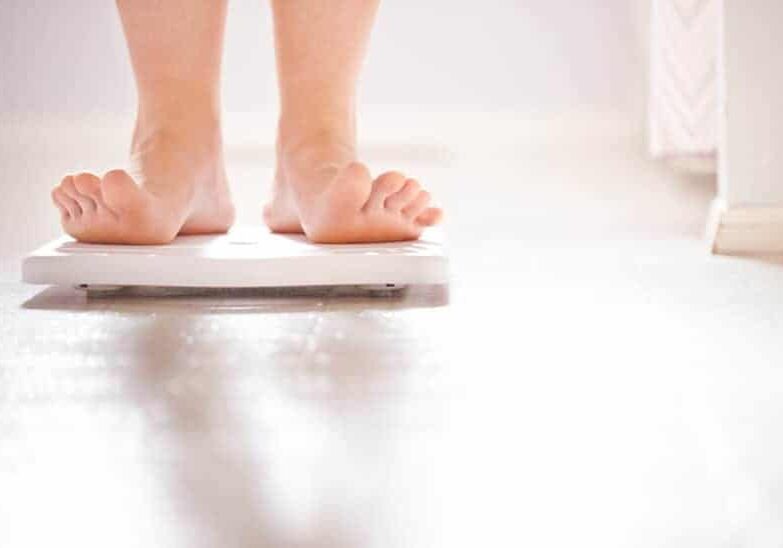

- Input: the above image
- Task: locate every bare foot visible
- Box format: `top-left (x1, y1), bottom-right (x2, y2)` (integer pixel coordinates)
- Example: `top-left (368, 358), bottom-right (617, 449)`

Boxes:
top-left (264, 133), bottom-right (443, 244)
top-left (51, 119), bottom-right (235, 245)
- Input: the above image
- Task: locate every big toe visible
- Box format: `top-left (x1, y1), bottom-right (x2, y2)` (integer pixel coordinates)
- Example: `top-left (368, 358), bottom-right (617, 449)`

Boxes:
top-left (340, 161), bottom-right (372, 183)
top-left (100, 169), bottom-right (139, 210)
top-left (324, 161), bottom-right (374, 210)
top-left (364, 171), bottom-right (407, 211)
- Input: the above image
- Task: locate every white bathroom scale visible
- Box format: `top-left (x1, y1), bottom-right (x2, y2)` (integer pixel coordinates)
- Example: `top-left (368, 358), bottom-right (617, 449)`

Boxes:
top-left (22, 226), bottom-right (448, 290)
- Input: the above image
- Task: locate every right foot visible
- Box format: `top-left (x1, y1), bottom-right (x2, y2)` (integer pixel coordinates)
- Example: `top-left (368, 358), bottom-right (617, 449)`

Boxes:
top-left (51, 119), bottom-right (235, 245)
top-left (264, 133), bottom-right (443, 244)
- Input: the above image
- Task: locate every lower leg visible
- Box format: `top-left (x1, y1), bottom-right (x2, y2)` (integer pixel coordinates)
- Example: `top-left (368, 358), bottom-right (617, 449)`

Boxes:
top-left (51, 0), bottom-right (234, 244)
top-left (265, 0), bottom-right (442, 242)
top-left (273, 0), bottom-right (378, 147)
top-left (123, 0), bottom-right (225, 127)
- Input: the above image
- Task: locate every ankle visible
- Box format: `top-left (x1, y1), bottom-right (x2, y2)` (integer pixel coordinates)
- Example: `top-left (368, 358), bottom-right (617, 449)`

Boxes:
top-left (136, 89), bottom-right (221, 132)
top-left (132, 109), bottom-right (223, 155)
top-left (277, 122), bottom-right (356, 162)
top-left (278, 128), bottom-right (355, 157)
top-left (277, 107), bottom-right (356, 151)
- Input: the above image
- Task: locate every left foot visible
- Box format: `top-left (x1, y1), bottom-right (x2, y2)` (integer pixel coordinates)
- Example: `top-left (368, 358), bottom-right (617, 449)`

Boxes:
top-left (264, 132), bottom-right (443, 243)
top-left (51, 117), bottom-right (234, 245)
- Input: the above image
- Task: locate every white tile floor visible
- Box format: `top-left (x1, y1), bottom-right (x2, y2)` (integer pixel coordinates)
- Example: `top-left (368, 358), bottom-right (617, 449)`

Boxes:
top-left (2, 113), bottom-right (783, 547)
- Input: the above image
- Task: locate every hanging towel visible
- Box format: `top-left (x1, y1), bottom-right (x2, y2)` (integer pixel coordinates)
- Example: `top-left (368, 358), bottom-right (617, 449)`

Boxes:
top-left (648, 0), bottom-right (720, 169)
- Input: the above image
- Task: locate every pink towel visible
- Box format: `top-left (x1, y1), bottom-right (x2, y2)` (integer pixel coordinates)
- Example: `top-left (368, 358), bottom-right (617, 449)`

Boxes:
top-left (649, 0), bottom-right (719, 164)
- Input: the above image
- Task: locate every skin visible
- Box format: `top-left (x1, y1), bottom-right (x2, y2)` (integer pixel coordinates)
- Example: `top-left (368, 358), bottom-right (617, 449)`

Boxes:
top-left (51, 0), bottom-right (442, 245)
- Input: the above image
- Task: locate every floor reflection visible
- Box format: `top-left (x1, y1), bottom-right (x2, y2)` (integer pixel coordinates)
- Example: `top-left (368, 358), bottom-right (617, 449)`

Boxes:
top-left (93, 285), bottom-right (448, 547)
top-left (125, 315), bottom-right (284, 548)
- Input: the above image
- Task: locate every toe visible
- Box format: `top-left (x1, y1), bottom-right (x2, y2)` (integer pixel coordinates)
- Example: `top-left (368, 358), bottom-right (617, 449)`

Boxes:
top-left (415, 207), bottom-right (443, 227)
top-left (364, 171), bottom-right (407, 211)
top-left (102, 168), bottom-right (133, 188)
top-left (336, 162), bottom-right (372, 194)
top-left (53, 185), bottom-right (81, 218)
top-left (342, 161), bottom-right (372, 181)
top-left (402, 190), bottom-right (431, 220)
top-left (51, 187), bottom-right (71, 219)
top-left (100, 169), bottom-right (139, 212)
top-left (62, 175), bottom-right (96, 214)
top-left (384, 178), bottom-right (421, 211)
top-left (73, 173), bottom-right (104, 205)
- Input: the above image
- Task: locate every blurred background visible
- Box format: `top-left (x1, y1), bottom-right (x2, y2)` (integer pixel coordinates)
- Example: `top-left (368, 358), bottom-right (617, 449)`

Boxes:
top-left (0, 0), bottom-right (647, 117)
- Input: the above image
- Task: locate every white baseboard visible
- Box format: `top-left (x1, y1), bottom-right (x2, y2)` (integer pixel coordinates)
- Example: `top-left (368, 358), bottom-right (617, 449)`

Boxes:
top-left (709, 199), bottom-right (783, 255)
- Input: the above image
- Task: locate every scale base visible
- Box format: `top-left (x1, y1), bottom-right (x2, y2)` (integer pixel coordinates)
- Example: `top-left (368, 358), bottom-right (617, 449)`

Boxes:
top-left (23, 227), bottom-right (448, 291)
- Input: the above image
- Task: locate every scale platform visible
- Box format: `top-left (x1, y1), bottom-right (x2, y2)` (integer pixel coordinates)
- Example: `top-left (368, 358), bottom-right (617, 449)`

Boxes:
top-left (22, 226), bottom-right (448, 291)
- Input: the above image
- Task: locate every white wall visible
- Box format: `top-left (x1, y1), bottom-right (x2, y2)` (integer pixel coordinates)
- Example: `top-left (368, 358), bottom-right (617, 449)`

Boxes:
top-left (1, 0), bottom-right (647, 118)
top-left (720, 0), bottom-right (783, 207)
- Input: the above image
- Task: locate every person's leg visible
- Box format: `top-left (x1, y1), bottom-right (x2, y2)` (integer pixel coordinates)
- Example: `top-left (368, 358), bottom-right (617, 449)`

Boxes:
top-left (51, 0), bottom-right (234, 244)
top-left (264, 0), bottom-right (442, 243)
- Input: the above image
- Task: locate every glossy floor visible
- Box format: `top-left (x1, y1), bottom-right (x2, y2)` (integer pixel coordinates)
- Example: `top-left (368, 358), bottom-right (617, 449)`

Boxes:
top-left (3, 116), bottom-right (783, 547)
